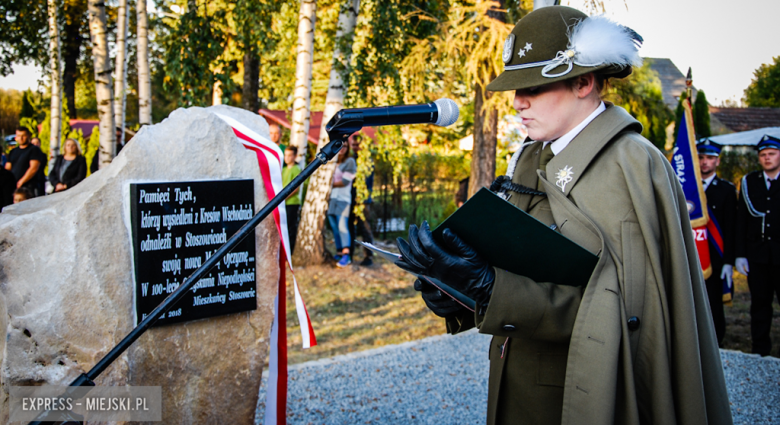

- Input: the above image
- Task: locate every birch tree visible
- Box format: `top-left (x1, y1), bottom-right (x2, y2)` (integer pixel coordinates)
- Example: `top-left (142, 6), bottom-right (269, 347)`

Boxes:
top-left (137, 0), bottom-right (152, 125)
top-left (293, 0), bottom-right (359, 265)
top-left (88, 0), bottom-right (115, 167)
top-left (289, 0), bottom-right (317, 162)
top-left (113, 0), bottom-right (129, 146)
top-left (48, 0), bottom-right (63, 165)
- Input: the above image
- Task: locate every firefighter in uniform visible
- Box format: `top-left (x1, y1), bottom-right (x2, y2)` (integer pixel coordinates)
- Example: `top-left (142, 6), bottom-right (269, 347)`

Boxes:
top-left (735, 134), bottom-right (780, 356)
top-left (698, 139), bottom-right (737, 346)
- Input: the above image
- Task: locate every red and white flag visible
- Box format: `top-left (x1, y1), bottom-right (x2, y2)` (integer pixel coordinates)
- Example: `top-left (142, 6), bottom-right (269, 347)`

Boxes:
top-left (215, 113), bottom-right (317, 425)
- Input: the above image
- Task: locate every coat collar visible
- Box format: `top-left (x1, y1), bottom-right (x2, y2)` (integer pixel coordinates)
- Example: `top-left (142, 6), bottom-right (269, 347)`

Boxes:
top-left (540, 104), bottom-right (642, 197)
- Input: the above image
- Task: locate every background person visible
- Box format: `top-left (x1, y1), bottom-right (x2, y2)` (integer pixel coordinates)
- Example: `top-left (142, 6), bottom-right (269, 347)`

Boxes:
top-left (282, 145), bottom-right (302, 254)
top-left (697, 139), bottom-right (737, 347)
top-left (735, 134), bottom-right (780, 356)
top-left (268, 122), bottom-right (285, 152)
top-left (328, 143), bottom-right (356, 268)
top-left (0, 166), bottom-right (16, 209)
top-left (348, 133), bottom-right (375, 267)
top-left (396, 7), bottom-right (730, 425)
top-left (13, 187), bottom-right (32, 204)
top-left (5, 126), bottom-right (45, 197)
top-left (49, 138), bottom-right (88, 193)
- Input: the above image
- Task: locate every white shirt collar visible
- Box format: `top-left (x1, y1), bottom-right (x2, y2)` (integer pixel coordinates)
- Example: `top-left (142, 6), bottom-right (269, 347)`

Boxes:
top-left (764, 171), bottom-right (779, 189)
top-left (543, 102), bottom-right (606, 155)
top-left (702, 173), bottom-right (716, 191)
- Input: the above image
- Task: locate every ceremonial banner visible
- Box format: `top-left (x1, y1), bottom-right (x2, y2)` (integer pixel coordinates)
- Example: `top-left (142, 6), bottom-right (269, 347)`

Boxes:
top-left (671, 100), bottom-right (712, 279)
top-left (215, 114), bottom-right (317, 425)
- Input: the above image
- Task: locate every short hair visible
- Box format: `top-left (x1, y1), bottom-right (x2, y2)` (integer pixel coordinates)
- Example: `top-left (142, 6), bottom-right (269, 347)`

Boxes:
top-left (15, 126), bottom-right (30, 134)
top-left (269, 122), bottom-right (280, 129)
top-left (14, 187), bottom-right (32, 199)
top-left (285, 145), bottom-right (298, 155)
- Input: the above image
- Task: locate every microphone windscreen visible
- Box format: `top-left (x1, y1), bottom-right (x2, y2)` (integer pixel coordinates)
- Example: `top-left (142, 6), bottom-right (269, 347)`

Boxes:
top-left (434, 98), bottom-right (459, 127)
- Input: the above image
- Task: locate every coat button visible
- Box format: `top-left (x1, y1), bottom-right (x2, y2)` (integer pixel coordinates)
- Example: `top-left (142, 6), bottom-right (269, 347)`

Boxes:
top-left (502, 324), bottom-right (516, 332)
top-left (627, 316), bottom-right (641, 331)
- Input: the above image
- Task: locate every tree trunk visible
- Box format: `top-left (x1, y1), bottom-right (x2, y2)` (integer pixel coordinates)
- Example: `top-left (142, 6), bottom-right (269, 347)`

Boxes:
top-left (88, 0), bottom-right (115, 168)
top-left (289, 0), bottom-right (317, 163)
top-left (469, 83), bottom-right (498, 196)
top-left (113, 0), bottom-right (129, 147)
top-left (62, 0), bottom-right (86, 119)
top-left (48, 0), bottom-right (62, 166)
top-left (241, 52), bottom-right (259, 112)
top-left (293, 0), bottom-right (360, 266)
top-left (137, 0), bottom-right (152, 125)
top-left (468, 2), bottom-right (504, 197)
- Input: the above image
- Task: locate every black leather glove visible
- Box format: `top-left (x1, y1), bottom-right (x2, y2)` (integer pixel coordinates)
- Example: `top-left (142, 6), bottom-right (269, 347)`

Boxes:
top-left (414, 278), bottom-right (465, 317)
top-left (396, 221), bottom-right (495, 310)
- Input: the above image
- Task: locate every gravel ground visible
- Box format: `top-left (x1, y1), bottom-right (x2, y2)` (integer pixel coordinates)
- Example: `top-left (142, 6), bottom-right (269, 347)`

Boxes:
top-left (256, 330), bottom-right (780, 424)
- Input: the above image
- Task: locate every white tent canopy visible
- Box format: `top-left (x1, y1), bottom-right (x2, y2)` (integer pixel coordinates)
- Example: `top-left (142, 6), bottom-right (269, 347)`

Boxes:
top-left (702, 127), bottom-right (780, 147)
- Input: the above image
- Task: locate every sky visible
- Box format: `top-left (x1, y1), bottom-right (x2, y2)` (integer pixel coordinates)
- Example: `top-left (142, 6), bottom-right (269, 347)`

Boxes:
top-left (566, 0), bottom-right (780, 105)
top-left (2, 0), bottom-right (779, 106)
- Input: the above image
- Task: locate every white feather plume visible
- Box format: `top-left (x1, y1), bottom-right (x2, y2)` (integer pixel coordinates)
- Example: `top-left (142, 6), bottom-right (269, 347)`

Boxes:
top-left (568, 15), bottom-right (643, 69)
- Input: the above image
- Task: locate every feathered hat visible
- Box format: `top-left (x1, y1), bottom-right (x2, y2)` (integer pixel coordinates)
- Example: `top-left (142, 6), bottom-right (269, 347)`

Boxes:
top-left (487, 6), bottom-right (643, 92)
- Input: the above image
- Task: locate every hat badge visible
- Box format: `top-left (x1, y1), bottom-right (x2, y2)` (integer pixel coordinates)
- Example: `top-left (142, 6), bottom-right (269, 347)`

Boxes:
top-left (502, 34), bottom-right (515, 64)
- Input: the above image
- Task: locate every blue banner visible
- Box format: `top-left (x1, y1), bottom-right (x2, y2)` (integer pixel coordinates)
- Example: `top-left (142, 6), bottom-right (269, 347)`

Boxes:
top-left (671, 100), bottom-right (709, 228)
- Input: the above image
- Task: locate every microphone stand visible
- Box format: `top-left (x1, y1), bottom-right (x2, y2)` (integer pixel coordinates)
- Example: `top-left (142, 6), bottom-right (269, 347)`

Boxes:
top-left (29, 117), bottom-right (361, 425)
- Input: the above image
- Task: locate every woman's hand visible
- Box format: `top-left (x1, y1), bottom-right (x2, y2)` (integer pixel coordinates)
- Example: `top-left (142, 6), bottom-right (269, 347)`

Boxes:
top-left (396, 221), bottom-right (495, 311)
top-left (55, 183), bottom-right (67, 192)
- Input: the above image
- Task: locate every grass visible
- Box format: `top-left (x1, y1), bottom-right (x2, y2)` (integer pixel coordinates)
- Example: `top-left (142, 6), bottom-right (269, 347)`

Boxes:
top-left (283, 252), bottom-right (444, 365)
top-left (277, 253), bottom-right (780, 365)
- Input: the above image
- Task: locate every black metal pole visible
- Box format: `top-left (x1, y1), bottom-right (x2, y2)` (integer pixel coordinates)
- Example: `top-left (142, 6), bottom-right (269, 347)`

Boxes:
top-left (28, 136), bottom-right (348, 425)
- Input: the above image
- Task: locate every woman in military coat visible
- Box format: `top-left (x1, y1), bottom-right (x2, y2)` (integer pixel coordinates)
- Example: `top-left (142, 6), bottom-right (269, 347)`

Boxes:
top-left (397, 6), bottom-right (732, 425)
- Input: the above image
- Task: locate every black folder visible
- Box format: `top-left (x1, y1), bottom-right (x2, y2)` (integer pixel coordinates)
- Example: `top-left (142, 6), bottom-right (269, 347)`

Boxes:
top-left (431, 188), bottom-right (598, 287)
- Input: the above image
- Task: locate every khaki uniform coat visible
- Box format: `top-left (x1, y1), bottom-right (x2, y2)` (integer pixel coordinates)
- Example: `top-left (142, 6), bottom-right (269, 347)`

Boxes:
top-left (449, 105), bottom-right (732, 425)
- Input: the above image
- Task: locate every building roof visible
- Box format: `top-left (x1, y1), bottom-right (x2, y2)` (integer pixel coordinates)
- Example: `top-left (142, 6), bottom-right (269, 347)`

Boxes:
top-left (707, 107), bottom-right (780, 133)
top-left (703, 126), bottom-right (780, 147)
top-left (258, 109), bottom-right (376, 144)
top-left (645, 57), bottom-right (698, 110)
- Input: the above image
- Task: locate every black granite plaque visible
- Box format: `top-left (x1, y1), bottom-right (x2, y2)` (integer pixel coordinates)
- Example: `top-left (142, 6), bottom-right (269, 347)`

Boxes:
top-left (130, 180), bottom-right (256, 326)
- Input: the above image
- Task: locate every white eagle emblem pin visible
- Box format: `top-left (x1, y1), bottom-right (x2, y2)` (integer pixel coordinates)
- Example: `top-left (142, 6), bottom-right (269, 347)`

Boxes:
top-left (502, 34), bottom-right (515, 64)
top-left (555, 166), bottom-right (574, 191)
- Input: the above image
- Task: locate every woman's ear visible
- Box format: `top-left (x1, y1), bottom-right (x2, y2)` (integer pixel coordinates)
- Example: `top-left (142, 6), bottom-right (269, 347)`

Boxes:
top-left (574, 73), bottom-right (597, 99)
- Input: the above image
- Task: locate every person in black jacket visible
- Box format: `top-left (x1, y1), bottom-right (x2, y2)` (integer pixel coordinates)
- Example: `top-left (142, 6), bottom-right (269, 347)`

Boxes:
top-left (736, 134), bottom-right (780, 356)
top-left (49, 138), bottom-right (87, 193)
top-left (697, 139), bottom-right (737, 346)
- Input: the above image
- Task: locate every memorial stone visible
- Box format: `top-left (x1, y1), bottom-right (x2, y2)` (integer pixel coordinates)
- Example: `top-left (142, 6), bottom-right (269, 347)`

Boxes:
top-left (0, 105), bottom-right (279, 424)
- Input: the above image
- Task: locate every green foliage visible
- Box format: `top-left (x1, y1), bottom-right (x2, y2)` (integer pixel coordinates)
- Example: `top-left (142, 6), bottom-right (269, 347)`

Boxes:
top-left (0, 88), bottom-right (23, 135)
top-left (718, 149), bottom-right (761, 187)
top-left (162, 2), bottom-right (231, 107)
top-left (0, 0), bottom-right (49, 76)
top-left (18, 117), bottom-right (38, 138)
top-left (744, 56), bottom-right (780, 107)
top-left (348, 0), bottom-right (450, 108)
top-left (673, 91), bottom-right (688, 141)
top-left (83, 125), bottom-right (99, 176)
top-left (694, 90), bottom-right (711, 138)
top-left (20, 90), bottom-right (36, 118)
top-left (606, 62), bottom-right (673, 151)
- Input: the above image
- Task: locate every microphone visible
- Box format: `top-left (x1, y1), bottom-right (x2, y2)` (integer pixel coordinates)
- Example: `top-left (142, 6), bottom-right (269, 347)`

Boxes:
top-left (329, 98), bottom-right (459, 128)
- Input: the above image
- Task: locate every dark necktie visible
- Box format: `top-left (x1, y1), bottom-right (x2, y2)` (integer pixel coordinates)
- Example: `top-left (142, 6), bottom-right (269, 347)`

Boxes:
top-left (769, 179), bottom-right (775, 189)
top-left (537, 143), bottom-right (554, 191)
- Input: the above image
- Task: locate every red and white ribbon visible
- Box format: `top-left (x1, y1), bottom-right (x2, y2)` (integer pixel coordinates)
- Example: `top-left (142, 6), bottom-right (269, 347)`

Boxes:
top-left (215, 113), bottom-right (317, 425)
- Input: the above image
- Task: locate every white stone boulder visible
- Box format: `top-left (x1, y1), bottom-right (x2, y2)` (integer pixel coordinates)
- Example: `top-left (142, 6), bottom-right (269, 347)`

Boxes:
top-left (0, 105), bottom-right (279, 424)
